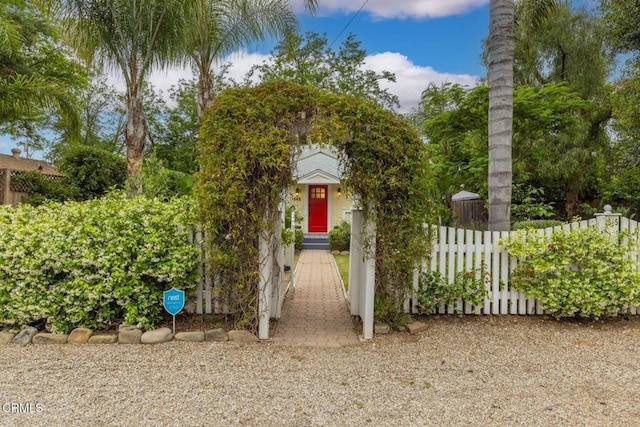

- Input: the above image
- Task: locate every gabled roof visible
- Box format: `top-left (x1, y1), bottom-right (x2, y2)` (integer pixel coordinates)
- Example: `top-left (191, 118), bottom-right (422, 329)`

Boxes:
top-left (293, 144), bottom-right (343, 184)
top-left (0, 149), bottom-right (62, 176)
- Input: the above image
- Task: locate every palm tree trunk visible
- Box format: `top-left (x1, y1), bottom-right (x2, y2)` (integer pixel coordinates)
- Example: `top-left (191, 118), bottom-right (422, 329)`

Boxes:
top-left (125, 77), bottom-right (148, 195)
top-left (197, 62), bottom-right (214, 124)
top-left (488, 0), bottom-right (514, 231)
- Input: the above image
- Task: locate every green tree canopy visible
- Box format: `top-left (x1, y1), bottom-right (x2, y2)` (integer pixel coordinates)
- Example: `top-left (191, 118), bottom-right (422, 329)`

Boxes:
top-left (0, 0), bottom-right (86, 155)
top-left (247, 31), bottom-right (399, 110)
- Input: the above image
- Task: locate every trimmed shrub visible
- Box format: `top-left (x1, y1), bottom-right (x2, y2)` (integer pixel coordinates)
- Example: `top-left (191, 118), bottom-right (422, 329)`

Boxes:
top-left (513, 220), bottom-right (564, 230)
top-left (500, 226), bottom-right (640, 319)
top-left (58, 145), bottom-right (127, 199)
top-left (0, 193), bottom-right (199, 333)
top-left (328, 221), bottom-right (351, 251)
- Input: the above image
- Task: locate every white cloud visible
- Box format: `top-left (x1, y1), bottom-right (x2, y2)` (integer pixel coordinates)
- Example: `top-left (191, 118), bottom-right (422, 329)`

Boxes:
top-left (100, 50), bottom-right (479, 114)
top-left (290, 0), bottom-right (488, 19)
top-left (364, 52), bottom-right (479, 112)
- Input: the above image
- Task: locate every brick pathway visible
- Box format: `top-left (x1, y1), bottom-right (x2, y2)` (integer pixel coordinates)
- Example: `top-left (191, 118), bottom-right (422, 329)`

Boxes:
top-left (270, 250), bottom-right (360, 347)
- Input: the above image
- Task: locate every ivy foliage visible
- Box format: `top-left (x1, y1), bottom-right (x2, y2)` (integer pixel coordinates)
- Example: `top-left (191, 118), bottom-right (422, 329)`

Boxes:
top-left (500, 226), bottom-right (640, 319)
top-left (197, 81), bottom-right (434, 329)
top-left (0, 193), bottom-right (199, 333)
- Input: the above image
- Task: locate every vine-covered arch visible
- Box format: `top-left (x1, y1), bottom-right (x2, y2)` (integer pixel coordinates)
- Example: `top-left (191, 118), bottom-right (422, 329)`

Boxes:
top-left (196, 81), bottom-right (433, 332)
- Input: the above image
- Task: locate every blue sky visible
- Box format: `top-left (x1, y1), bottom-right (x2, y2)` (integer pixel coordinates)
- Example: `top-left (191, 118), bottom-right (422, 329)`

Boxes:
top-left (3, 0), bottom-right (597, 157)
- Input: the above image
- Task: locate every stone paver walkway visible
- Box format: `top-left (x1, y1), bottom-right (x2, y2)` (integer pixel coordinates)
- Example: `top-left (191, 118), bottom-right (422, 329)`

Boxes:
top-left (271, 250), bottom-right (360, 347)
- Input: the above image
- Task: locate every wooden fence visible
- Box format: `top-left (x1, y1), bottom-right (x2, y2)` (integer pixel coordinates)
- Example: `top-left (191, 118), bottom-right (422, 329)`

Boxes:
top-left (0, 168), bottom-right (64, 206)
top-left (408, 208), bottom-right (640, 316)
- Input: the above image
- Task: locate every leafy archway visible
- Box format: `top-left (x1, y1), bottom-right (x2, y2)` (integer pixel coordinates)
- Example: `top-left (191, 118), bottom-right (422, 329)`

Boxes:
top-left (196, 81), bottom-right (433, 331)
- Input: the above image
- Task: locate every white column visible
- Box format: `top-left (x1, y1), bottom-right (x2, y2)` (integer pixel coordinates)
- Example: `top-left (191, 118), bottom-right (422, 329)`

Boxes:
top-left (362, 215), bottom-right (376, 340)
top-left (258, 227), bottom-right (272, 340)
top-left (348, 209), bottom-right (363, 316)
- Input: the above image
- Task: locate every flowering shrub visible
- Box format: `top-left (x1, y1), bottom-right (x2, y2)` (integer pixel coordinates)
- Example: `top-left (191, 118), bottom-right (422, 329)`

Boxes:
top-left (416, 268), bottom-right (488, 314)
top-left (0, 193), bottom-right (199, 333)
top-left (500, 227), bottom-right (640, 319)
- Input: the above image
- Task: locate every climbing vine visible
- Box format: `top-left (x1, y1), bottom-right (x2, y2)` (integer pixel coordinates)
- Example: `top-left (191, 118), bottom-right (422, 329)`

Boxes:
top-left (197, 81), bottom-right (434, 330)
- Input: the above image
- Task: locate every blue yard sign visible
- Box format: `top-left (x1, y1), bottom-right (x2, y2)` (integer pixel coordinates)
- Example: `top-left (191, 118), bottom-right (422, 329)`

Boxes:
top-left (163, 287), bottom-right (185, 315)
top-left (163, 288), bottom-right (185, 335)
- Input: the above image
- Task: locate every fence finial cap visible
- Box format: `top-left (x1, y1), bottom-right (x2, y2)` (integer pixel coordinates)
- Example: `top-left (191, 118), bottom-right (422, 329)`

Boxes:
top-left (604, 204), bottom-right (612, 214)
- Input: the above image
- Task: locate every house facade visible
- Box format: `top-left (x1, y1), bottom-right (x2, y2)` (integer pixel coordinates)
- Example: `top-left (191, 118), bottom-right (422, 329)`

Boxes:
top-left (290, 144), bottom-right (353, 248)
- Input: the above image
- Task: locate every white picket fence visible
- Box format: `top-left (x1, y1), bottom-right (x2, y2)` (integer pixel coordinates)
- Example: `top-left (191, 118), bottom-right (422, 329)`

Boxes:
top-left (409, 209), bottom-right (640, 316)
top-left (186, 212), bottom-right (296, 335)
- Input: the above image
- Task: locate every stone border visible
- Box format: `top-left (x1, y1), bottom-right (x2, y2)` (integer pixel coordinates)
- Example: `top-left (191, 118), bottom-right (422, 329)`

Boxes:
top-left (0, 326), bottom-right (259, 345)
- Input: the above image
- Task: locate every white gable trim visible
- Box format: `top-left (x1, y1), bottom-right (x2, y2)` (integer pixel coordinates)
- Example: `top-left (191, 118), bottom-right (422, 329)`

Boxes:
top-left (296, 169), bottom-right (341, 184)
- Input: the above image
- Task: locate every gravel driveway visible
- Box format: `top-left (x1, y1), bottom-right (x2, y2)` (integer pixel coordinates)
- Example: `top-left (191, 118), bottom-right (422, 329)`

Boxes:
top-left (1, 315), bottom-right (639, 426)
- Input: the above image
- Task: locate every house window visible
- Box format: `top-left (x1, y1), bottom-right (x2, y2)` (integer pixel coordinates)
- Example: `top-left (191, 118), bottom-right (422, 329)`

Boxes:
top-left (311, 187), bottom-right (326, 199)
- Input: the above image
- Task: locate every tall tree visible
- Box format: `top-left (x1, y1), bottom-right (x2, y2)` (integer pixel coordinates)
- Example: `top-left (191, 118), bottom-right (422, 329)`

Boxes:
top-left (59, 0), bottom-right (194, 193)
top-left (186, 0), bottom-right (298, 123)
top-left (487, 0), bottom-right (560, 230)
top-left (488, 0), bottom-right (515, 231)
top-left (513, 2), bottom-right (613, 217)
top-left (248, 31), bottom-right (399, 110)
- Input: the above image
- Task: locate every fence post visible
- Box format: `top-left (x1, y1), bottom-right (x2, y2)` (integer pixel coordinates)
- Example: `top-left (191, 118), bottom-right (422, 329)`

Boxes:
top-left (595, 205), bottom-right (621, 241)
top-left (1, 169), bottom-right (9, 205)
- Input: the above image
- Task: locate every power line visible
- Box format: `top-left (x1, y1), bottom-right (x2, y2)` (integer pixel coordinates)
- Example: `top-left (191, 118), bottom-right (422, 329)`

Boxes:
top-left (328, 0), bottom-right (369, 49)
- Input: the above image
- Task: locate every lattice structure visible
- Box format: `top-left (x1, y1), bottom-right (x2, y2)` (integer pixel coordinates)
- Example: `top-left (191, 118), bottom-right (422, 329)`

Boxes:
top-left (8, 170), bottom-right (63, 192)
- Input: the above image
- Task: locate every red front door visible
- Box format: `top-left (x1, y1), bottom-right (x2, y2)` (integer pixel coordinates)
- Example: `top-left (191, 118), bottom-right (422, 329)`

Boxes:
top-left (308, 185), bottom-right (328, 232)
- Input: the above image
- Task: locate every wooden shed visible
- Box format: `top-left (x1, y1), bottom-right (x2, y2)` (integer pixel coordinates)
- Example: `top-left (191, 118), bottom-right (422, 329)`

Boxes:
top-left (451, 190), bottom-right (486, 228)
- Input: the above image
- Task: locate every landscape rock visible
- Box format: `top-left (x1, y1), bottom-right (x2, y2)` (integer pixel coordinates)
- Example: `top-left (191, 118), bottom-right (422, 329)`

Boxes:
top-left (175, 331), bottom-right (205, 342)
top-left (68, 327), bottom-right (93, 344)
top-left (406, 321), bottom-right (428, 335)
top-left (33, 333), bottom-right (68, 344)
top-left (118, 326), bottom-right (143, 344)
top-left (0, 331), bottom-right (15, 344)
top-left (205, 328), bottom-right (228, 342)
top-left (375, 324), bottom-right (390, 334)
top-left (11, 327), bottom-right (38, 345)
top-left (88, 335), bottom-right (117, 344)
top-left (340, 251), bottom-right (350, 256)
top-left (331, 250), bottom-right (340, 255)
top-left (141, 327), bottom-right (173, 344)
top-left (228, 330), bottom-right (258, 344)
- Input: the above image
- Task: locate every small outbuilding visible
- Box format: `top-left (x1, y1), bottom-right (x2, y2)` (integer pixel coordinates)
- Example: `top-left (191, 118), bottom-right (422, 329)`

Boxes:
top-left (0, 148), bottom-right (63, 206)
top-left (451, 190), bottom-right (486, 228)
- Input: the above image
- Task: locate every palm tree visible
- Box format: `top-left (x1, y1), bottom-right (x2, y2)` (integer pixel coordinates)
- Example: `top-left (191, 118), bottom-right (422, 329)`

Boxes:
top-left (187, 0), bottom-right (299, 123)
top-left (487, 0), bottom-right (560, 231)
top-left (60, 0), bottom-right (194, 193)
top-left (1, 1), bottom-right (80, 139)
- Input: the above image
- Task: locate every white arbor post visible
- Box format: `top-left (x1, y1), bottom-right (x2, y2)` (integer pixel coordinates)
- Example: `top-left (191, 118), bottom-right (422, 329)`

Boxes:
top-left (348, 209), bottom-right (363, 315)
top-left (289, 211), bottom-right (296, 291)
top-left (258, 223), bottom-right (273, 340)
top-left (271, 206), bottom-right (285, 319)
top-left (362, 216), bottom-right (376, 340)
top-left (348, 208), bottom-right (375, 340)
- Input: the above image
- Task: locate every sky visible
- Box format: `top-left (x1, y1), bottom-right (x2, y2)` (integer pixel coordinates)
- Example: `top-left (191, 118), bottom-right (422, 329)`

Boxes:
top-left (1, 0), bottom-right (493, 157)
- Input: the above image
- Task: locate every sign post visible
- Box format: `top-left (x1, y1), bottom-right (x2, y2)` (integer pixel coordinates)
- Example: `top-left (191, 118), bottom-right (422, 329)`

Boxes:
top-left (163, 287), bottom-right (185, 335)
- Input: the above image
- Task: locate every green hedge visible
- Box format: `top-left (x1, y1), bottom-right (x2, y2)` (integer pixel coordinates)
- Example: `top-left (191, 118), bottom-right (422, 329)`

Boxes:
top-left (329, 221), bottom-right (351, 251)
top-left (513, 220), bottom-right (564, 230)
top-left (0, 193), bottom-right (199, 333)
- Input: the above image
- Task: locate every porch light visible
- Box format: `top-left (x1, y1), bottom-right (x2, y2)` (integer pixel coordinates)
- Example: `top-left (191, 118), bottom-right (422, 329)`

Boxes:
top-left (337, 187), bottom-right (342, 198)
top-left (294, 187), bottom-right (301, 201)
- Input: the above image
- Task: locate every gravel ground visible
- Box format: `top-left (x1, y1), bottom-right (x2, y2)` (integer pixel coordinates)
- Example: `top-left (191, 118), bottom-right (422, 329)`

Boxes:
top-left (1, 315), bottom-right (640, 426)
